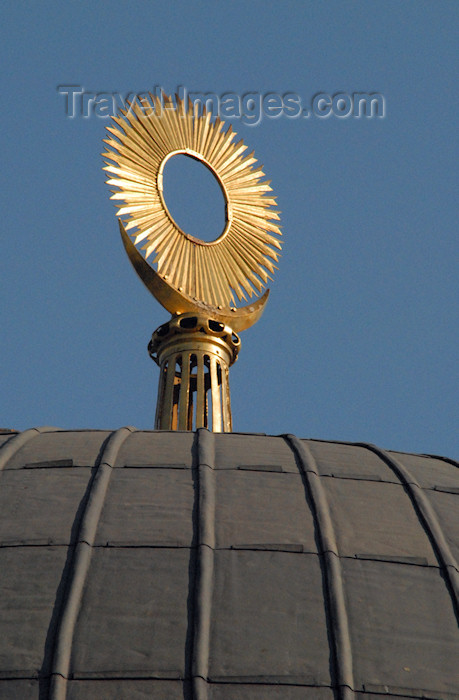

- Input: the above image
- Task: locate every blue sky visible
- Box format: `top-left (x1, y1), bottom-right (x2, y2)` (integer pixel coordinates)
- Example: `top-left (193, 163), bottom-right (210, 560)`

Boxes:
top-left (1, 1), bottom-right (457, 456)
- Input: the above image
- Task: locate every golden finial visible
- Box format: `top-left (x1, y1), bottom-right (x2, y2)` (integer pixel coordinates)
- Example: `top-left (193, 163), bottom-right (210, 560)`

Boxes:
top-left (103, 93), bottom-right (281, 430)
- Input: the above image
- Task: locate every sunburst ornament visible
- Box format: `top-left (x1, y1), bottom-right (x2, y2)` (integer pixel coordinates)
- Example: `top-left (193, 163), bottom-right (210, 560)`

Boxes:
top-left (103, 93), bottom-right (282, 311)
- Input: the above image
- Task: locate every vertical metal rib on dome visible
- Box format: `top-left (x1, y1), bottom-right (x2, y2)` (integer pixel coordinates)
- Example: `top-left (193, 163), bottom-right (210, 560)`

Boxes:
top-left (285, 434), bottom-right (355, 699)
top-left (359, 443), bottom-right (459, 621)
top-left (192, 428), bottom-right (216, 698)
top-left (0, 427), bottom-right (59, 471)
top-left (49, 427), bottom-right (136, 700)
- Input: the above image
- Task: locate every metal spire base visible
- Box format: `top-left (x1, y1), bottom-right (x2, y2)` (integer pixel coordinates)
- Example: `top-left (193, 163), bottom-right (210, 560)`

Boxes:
top-left (149, 313), bottom-right (240, 432)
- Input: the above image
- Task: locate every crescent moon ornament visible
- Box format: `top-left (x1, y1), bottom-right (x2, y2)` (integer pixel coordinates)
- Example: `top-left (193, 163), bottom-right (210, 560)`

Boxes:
top-left (102, 93), bottom-right (282, 315)
top-left (118, 219), bottom-right (270, 333)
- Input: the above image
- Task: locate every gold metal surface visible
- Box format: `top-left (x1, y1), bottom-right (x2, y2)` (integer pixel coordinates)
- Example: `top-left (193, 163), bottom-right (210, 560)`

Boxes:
top-left (148, 313), bottom-right (239, 431)
top-left (118, 219), bottom-right (269, 333)
top-left (103, 93), bottom-right (281, 310)
top-left (104, 93), bottom-right (281, 432)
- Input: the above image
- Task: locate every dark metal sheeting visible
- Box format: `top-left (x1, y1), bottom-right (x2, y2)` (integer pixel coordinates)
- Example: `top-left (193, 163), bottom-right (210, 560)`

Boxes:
top-left (0, 468), bottom-right (92, 546)
top-left (0, 428), bottom-right (457, 700)
top-left (0, 546), bottom-right (68, 676)
top-left (213, 470), bottom-right (316, 550)
top-left (94, 468), bottom-right (195, 547)
top-left (67, 679), bottom-right (191, 699)
top-left (71, 548), bottom-right (191, 677)
top-left (0, 679), bottom-right (40, 700)
top-left (343, 558), bottom-right (459, 693)
top-left (116, 430), bottom-right (195, 468)
top-left (213, 433), bottom-right (299, 472)
top-left (320, 478), bottom-right (437, 563)
top-left (209, 550), bottom-right (330, 683)
top-left (0, 429), bottom-right (112, 470)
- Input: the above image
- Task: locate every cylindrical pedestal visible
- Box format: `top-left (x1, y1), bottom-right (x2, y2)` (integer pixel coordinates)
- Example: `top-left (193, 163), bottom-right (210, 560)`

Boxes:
top-left (148, 313), bottom-right (240, 432)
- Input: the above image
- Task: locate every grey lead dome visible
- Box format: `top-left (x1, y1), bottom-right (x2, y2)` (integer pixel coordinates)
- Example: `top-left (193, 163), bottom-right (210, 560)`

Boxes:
top-left (0, 428), bottom-right (458, 699)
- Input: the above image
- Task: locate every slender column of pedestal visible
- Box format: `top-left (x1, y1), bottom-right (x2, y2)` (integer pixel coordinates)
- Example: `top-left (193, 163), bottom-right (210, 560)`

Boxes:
top-left (149, 313), bottom-right (239, 432)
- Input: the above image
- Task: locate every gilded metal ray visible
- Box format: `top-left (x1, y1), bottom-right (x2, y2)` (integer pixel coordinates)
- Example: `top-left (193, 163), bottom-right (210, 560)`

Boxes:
top-left (104, 93), bottom-right (282, 310)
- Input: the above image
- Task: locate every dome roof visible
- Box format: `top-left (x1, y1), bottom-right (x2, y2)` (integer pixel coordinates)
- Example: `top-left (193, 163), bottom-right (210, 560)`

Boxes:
top-left (0, 427), bottom-right (458, 699)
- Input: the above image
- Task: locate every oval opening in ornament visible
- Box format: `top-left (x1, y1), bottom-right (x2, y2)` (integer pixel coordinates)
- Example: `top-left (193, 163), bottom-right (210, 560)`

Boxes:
top-left (162, 154), bottom-right (227, 243)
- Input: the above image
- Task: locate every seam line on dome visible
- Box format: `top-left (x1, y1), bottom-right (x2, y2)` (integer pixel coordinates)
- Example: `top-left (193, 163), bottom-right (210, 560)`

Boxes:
top-left (1, 541), bottom-right (452, 573)
top-left (207, 676), bottom-right (335, 687)
top-left (320, 472), bottom-right (459, 495)
top-left (358, 443), bottom-right (459, 624)
top-left (283, 434), bottom-right (355, 700)
top-left (47, 426), bottom-right (136, 699)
